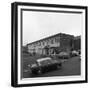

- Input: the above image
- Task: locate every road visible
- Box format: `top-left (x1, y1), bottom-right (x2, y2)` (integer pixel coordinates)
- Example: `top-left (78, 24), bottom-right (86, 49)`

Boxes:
top-left (22, 56), bottom-right (81, 78)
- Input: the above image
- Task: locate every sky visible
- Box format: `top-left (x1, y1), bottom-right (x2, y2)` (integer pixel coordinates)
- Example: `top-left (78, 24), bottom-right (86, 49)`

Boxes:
top-left (23, 11), bottom-right (83, 46)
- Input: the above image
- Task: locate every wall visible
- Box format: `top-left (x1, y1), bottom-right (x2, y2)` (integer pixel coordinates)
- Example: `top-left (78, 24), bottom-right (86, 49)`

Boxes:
top-left (0, 0), bottom-right (89, 90)
top-left (27, 33), bottom-right (73, 55)
top-left (60, 33), bottom-right (74, 52)
top-left (27, 34), bottom-right (60, 54)
top-left (73, 36), bottom-right (81, 50)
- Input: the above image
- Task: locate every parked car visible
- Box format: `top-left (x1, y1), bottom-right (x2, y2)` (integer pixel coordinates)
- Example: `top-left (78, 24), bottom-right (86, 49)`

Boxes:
top-left (77, 50), bottom-right (81, 55)
top-left (57, 52), bottom-right (70, 59)
top-left (28, 57), bottom-right (62, 74)
top-left (71, 50), bottom-right (79, 57)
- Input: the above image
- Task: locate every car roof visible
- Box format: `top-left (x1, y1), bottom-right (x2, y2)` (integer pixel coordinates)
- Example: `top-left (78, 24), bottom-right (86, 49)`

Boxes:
top-left (37, 57), bottom-right (51, 62)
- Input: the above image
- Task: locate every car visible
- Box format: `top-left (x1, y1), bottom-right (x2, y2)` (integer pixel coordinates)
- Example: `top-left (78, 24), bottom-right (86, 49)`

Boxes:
top-left (57, 52), bottom-right (70, 59)
top-left (28, 57), bottom-right (62, 74)
top-left (71, 50), bottom-right (79, 57)
top-left (77, 50), bottom-right (81, 55)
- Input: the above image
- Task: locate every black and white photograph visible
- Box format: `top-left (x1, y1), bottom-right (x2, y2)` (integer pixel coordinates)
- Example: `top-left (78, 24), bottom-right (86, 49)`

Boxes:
top-left (11, 2), bottom-right (88, 87)
top-left (22, 8), bottom-right (81, 78)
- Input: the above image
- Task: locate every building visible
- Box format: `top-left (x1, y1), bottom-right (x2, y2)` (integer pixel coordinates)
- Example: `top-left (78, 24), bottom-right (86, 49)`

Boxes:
top-left (26, 33), bottom-right (74, 55)
top-left (22, 46), bottom-right (28, 53)
top-left (73, 36), bottom-right (81, 50)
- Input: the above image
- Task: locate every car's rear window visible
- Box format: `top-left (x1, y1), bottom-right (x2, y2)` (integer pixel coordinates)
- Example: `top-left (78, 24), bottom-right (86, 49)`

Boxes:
top-left (39, 59), bottom-right (51, 66)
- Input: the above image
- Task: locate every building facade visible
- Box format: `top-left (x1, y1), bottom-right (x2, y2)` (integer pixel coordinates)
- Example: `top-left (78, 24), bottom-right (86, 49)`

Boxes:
top-left (26, 33), bottom-right (74, 55)
top-left (73, 36), bottom-right (81, 50)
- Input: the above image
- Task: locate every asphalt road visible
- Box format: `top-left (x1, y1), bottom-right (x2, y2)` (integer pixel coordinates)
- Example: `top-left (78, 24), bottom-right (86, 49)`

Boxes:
top-left (22, 56), bottom-right (81, 78)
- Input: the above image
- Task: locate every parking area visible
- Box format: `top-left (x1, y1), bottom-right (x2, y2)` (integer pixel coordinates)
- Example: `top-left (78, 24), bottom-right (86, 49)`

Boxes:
top-left (21, 53), bottom-right (81, 78)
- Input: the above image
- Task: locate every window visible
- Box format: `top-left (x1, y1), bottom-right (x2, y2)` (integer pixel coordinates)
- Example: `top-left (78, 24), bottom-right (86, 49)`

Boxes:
top-left (51, 39), bottom-right (54, 44)
top-left (42, 41), bottom-right (44, 45)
